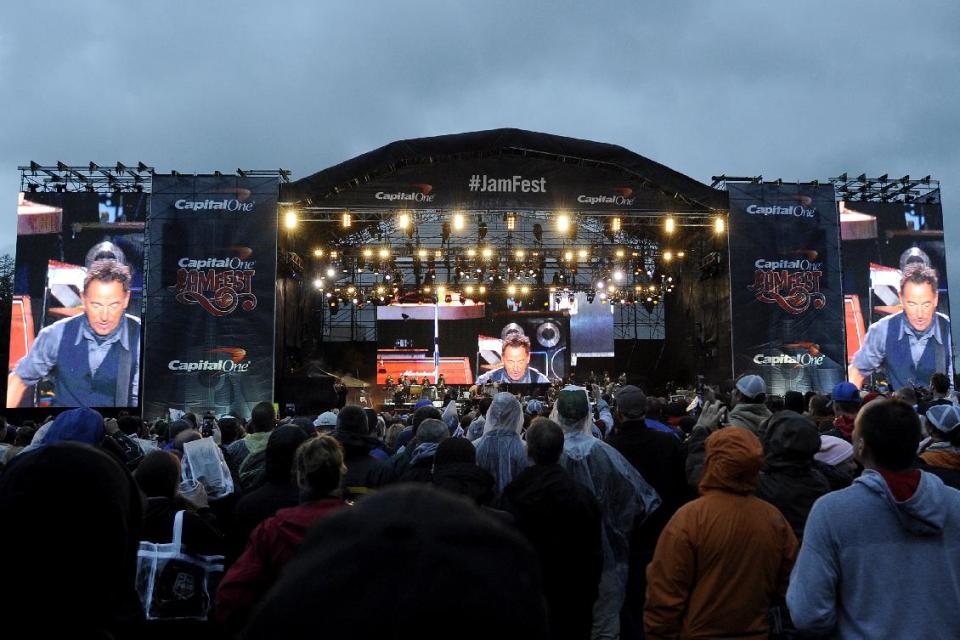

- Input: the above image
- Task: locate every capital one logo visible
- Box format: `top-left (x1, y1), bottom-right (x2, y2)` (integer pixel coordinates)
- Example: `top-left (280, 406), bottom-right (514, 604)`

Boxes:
top-left (577, 187), bottom-right (635, 206)
top-left (375, 183), bottom-right (435, 202)
top-left (168, 347), bottom-right (250, 375)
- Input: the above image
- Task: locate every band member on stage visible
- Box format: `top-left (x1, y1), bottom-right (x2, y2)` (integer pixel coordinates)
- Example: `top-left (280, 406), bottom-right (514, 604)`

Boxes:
top-left (385, 374), bottom-right (394, 387)
top-left (421, 376), bottom-right (430, 386)
top-left (476, 332), bottom-right (549, 384)
top-left (849, 264), bottom-right (953, 390)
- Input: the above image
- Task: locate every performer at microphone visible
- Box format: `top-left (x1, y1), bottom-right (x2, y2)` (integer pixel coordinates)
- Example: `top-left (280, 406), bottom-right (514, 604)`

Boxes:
top-left (476, 332), bottom-right (549, 384)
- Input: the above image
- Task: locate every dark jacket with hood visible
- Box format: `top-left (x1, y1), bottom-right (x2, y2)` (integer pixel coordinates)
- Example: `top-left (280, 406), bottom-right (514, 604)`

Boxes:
top-left (755, 411), bottom-right (831, 540)
top-left (432, 462), bottom-right (496, 505)
top-left (334, 429), bottom-right (386, 498)
top-left (499, 464), bottom-right (602, 640)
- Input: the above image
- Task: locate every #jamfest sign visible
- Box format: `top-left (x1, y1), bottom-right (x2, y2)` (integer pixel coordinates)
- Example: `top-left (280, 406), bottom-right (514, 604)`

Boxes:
top-left (142, 175), bottom-right (278, 420)
top-left (728, 183), bottom-right (845, 395)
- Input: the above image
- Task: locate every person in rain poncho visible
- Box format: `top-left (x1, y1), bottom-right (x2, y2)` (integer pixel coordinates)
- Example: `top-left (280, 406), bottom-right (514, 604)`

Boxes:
top-left (550, 386), bottom-right (661, 640)
top-left (473, 392), bottom-right (529, 493)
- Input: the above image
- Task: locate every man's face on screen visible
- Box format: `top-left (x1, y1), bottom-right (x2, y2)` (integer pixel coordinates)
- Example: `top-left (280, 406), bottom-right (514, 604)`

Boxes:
top-left (502, 345), bottom-right (531, 381)
top-left (82, 279), bottom-right (130, 336)
top-left (901, 281), bottom-right (938, 333)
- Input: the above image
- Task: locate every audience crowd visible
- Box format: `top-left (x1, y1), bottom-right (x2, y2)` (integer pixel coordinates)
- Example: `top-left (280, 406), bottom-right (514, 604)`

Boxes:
top-left (2, 369), bottom-right (960, 639)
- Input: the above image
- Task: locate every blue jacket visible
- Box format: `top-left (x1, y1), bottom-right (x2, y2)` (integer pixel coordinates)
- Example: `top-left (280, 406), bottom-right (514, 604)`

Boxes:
top-left (787, 469), bottom-right (960, 639)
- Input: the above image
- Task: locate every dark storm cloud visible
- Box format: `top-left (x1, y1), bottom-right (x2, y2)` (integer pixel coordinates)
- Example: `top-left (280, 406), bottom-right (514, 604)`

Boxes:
top-left (2, 0), bottom-right (958, 264)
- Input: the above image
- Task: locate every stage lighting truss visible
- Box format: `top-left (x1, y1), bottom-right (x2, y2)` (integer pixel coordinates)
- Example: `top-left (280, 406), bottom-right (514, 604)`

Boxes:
top-left (19, 164), bottom-right (291, 193)
top-left (711, 174), bottom-right (940, 205)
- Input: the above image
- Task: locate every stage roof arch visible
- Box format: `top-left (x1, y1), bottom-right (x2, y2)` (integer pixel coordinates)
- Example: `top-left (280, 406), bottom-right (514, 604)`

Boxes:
top-left (282, 128), bottom-right (727, 212)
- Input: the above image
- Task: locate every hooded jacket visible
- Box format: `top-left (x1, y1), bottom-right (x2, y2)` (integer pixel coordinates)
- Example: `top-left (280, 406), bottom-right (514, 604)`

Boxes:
top-left (726, 402), bottom-right (772, 435)
top-left (216, 497), bottom-right (344, 630)
top-left (920, 443), bottom-right (960, 471)
top-left (755, 411), bottom-right (831, 540)
top-left (432, 462), bottom-right (496, 505)
top-left (645, 428), bottom-right (798, 640)
top-left (787, 469), bottom-right (960, 639)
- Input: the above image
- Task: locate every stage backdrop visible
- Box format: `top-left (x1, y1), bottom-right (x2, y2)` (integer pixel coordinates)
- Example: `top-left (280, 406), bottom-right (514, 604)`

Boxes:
top-left (142, 175), bottom-right (278, 420)
top-left (728, 183), bottom-right (844, 395)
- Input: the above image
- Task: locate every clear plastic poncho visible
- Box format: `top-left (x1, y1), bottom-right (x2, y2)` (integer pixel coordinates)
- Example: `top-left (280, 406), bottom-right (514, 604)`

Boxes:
top-left (550, 386), bottom-right (661, 640)
top-left (472, 392), bottom-right (529, 493)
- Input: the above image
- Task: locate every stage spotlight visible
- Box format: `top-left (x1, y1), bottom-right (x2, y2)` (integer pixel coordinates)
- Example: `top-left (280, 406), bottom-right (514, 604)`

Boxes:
top-left (326, 267), bottom-right (336, 278)
top-left (532, 223), bottom-right (543, 242)
top-left (577, 249), bottom-right (588, 259)
top-left (664, 216), bottom-right (675, 234)
top-left (611, 217), bottom-right (621, 233)
top-left (615, 248), bottom-right (625, 258)
top-left (478, 285), bottom-right (487, 294)
top-left (481, 247), bottom-right (493, 259)
top-left (423, 286), bottom-right (431, 293)
top-left (284, 210), bottom-right (298, 229)
top-left (467, 248), bottom-right (477, 258)
top-left (398, 211), bottom-right (411, 230)
top-left (313, 248), bottom-right (323, 257)
top-left (613, 270), bottom-right (624, 282)
top-left (362, 248), bottom-right (373, 258)
top-left (564, 250), bottom-right (574, 262)
top-left (434, 249), bottom-right (443, 260)
top-left (515, 249), bottom-right (526, 260)
top-left (341, 211), bottom-right (352, 228)
top-left (465, 285), bottom-right (474, 294)
top-left (663, 250), bottom-right (673, 262)
top-left (478, 221), bottom-right (488, 240)
top-left (453, 213), bottom-right (465, 230)
top-left (521, 285), bottom-right (530, 295)
top-left (506, 212), bottom-right (517, 231)
top-left (556, 213), bottom-right (570, 234)
top-left (714, 216), bottom-right (725, 234)
top-left (328, 251), bottom-right (337, 259)
top-left (677, 251), bottom-right (685, 258)
top-left (378, 248), bottom-right (390, 259)
top-left (313, 278), bottom-right (323, 289)
top-left (507, 284), bottom-right (517, 295)
top-left (596, 280), bottom-right (605, 290)
top-left (417, 248), bottom-right (428, 260)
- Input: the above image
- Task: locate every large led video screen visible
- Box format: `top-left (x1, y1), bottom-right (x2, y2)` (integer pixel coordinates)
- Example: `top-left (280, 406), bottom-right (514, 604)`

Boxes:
top-left (376, 296), bottom-right (571, 392)
top-left (841, 200), bottom-right (951, 389)
top-left (7, 191), bottom-right (147, 408)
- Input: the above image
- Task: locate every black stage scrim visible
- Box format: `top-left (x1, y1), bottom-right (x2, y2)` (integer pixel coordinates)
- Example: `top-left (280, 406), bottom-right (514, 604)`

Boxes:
top-left (142, 175), bottom-right (278, 420)
top-left (727, 183), bottom-right (844, 395)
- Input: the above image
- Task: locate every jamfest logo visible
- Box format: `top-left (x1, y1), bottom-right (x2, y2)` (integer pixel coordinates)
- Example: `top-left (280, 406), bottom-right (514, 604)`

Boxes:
top-left (375, 183), bottom-right (435, 202)
top-left (168, 347), bottom-right (250, 376)
top-left (172, 246), bottom-right (258, 316)
top-left (577, 187), bottom-right (635, 206)
top-left (748, 252), bottom-right (825, 314)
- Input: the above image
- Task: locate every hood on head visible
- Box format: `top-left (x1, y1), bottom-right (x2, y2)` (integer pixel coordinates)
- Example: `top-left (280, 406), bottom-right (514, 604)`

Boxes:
top-left (762, 411), bottom-right (821, 467)
top-left (727, 402), bottom-right (772, 434)
top-left (44, 408), bottom-right (104, 447)
top-left (857, 469), bottom-right (949, 536)
top-left (700, 427), bottom-right (764, 495)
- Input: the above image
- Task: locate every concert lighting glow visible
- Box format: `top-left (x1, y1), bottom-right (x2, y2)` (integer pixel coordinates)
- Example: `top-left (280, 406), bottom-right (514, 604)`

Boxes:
top-left (506, 212), bottom-right (517, 231)
top-left (326, 267), bottom-right (336, 278)
top-left (341, 211), bottom-right (352, 228)
top-left (363, 248), bottom-right (373, 258)
top-left (664, 216), bottom-right (675, 234)
top-left (714, 216), bottom-right (725, 234)
top-left (611, 217), bottom-right (621, 233)
top-left (481, 247), bottom-right (493, 259)
top-left (313, 278), bottom-right (323, 289)
top-left (453, 213), bottom-right (465, 230)
top-left (556, 213), bottom-right (570, 233)
top-left (313, 248), bottom-right (322, 257)
top-left (378, 248), bottom-right (390, 259)
top-left (398, 212), bottom-right (411, 229)
top-left (577, 249), bottom-right (588, 259)
top-left (663, 250), bottom-right (673, 262)
top-left (284, 210), bottom-right (297, 229)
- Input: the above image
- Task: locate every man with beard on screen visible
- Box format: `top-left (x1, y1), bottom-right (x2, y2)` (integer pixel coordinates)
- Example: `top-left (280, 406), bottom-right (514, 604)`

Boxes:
top-left (476, 331), bottom-right (549, 385)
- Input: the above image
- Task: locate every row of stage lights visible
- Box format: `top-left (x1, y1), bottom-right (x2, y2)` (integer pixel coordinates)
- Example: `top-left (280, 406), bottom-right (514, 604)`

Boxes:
top-left (310, 246), bottom-right (686, 262)
top-left (284, 209), bottom-right (726, 236)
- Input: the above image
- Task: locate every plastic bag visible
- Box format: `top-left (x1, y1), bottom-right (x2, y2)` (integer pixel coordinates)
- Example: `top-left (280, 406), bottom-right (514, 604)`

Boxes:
top-left (182, 436), bottom-right (234, 499)
top-left (136, 511), bottom-right (225, 620)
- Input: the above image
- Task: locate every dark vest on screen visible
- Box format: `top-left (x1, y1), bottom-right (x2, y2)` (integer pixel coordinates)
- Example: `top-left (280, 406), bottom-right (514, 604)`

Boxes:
top-left (55, 315), bottom-right (139, 407)
top-left (884, 312), bottom-right (947, 391)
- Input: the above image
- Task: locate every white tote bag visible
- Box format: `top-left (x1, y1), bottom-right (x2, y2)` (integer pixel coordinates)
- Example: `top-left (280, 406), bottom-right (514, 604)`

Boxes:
top-left (136, 511), bottom-right (225, 621)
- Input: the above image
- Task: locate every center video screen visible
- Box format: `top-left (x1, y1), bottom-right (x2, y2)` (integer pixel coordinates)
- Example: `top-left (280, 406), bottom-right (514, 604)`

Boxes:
top-left (375, 297), bottom-right (571, 391)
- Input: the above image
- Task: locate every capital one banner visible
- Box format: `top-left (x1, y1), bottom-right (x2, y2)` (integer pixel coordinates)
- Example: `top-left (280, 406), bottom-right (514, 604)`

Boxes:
top-left (728, 183), bottom-right (844, 395)
top-left (142, 175), bottom-right (278, 420)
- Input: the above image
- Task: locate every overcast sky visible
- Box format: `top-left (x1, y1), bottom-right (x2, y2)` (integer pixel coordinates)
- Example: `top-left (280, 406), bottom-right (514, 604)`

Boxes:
top-left (2, 1), bottom-right (958, 274)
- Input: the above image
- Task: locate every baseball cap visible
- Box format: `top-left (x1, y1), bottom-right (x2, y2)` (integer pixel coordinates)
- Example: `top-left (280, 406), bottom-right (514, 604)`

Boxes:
top-left (926, 404), bottom-right (960, 434)
top-left (615, 385), bottom-right (647, 419)
top-left (556, 387), bottom-right (589, 421)
top-left (735, 375), bottom-right (766, 399)
top-left (313, 412), bottom-right (338, 428)
top-left (831, 382), bottom-right (861, 405)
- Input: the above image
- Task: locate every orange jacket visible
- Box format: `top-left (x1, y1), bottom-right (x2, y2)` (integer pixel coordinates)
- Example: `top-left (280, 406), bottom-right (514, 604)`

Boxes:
top-left (644, 428), bottom-right (798, 640)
